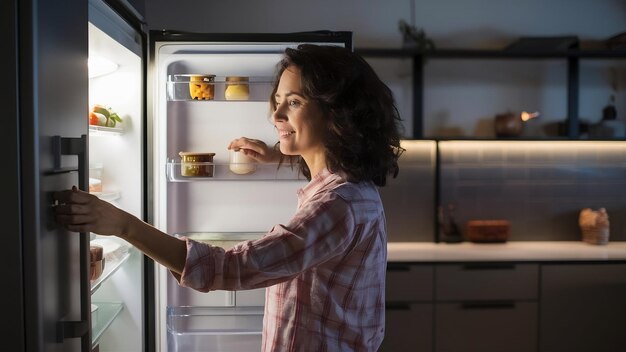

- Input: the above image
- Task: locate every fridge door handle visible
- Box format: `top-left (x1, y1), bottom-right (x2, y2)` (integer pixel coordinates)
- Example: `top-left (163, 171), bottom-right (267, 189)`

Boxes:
top-left (51, 135), bottom-right (88, 184)
top-left (52, 135), bottom-right (91, 348)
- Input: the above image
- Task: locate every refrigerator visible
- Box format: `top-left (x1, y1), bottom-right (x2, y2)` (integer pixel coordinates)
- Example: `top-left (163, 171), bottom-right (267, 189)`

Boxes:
top-left (4, 0), bottom-right (351, 350)
top-left (150, 29), bottom-right (352, 351)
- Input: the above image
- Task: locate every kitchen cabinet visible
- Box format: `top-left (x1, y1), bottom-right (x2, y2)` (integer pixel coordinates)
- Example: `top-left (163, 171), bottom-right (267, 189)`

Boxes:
top-left (383, 263), bottom-right (539, 352)
top-left (540, 263), bottom-right (626, 352)
top-left (381, 264), bottom-right (434, 351)
top-left (434, 264), bottom-right (539, 352)
top-left (356, 47), bottom-right (626, 139)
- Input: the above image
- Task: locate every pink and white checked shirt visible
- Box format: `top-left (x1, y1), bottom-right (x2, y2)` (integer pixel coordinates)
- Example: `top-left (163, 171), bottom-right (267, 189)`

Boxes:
top-left (173, 168), bottom-right (387, 351)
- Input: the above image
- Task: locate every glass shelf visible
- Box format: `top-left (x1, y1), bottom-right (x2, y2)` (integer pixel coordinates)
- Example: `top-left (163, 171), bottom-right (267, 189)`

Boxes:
top-left (166, 160), bottom-right (306, 181)
top-left (167, 74), bottom-right (273, 102)
top-left (90, 246), bottom-right (131, 294)
top-left (89, 125), bottom-right (124, 136)
top-left (92, 191), bottom-right (121, 202)
top-left (91, 302), bottom-right (124, 346)
top-left (174, 232), bottom-right (265, 249)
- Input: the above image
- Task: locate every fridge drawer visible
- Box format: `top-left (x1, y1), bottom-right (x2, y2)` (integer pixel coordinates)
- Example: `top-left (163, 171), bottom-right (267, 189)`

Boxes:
top-left (168, 275), bottom-right (267, 307)
top-left (436, 263), bottom-right (538, 301)
top-left (167, 306), bottom-right (263, 352)
top-left (386, 264), bottom-right (434, 302)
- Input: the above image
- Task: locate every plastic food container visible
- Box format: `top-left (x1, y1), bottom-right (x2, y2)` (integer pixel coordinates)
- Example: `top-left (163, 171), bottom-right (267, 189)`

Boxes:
top-left (229, 150), bottom-right (256, 175)
top-left (179, 152), bottom-right (216, 177)
top-left (90, 245), bottom-right (105, 282)
top-left (188, 75), bottom-right (216, 100)
top-left (224, 76), bottom-right (250, 100)
top-left (89, 163), bottom-right (103, 193)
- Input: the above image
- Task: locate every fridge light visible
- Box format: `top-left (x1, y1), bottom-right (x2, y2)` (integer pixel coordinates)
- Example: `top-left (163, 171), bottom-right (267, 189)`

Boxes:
top-left (88, 56), bottom-right (119, 78)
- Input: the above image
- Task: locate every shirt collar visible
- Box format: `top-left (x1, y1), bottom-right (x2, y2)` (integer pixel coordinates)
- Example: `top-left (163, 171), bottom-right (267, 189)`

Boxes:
top-left (297, 168), bottom-right (335, 206)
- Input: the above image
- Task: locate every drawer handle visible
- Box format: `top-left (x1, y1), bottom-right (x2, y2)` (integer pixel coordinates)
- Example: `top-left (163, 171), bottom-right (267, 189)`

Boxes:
top-left (462, 263), bottom-right (516, 271)
top-left (461, 301), bottom-right (515, 310)
top-left (387, 264), bottom-right (412, 272)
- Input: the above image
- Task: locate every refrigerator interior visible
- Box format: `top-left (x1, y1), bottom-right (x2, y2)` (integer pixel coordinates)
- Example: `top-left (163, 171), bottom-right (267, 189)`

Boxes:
top-left (88, 14), bottom-right (143, 352)
top-left (152, 42), bottom-right (321, 350)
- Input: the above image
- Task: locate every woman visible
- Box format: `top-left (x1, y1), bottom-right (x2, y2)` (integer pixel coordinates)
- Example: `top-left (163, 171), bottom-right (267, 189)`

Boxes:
top-left (55, 44), bottom-right (403, 351)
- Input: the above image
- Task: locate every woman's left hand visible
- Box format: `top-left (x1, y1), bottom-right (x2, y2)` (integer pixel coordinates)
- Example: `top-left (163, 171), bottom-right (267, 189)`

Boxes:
top-left (228, 137), bottom-right (282, 163)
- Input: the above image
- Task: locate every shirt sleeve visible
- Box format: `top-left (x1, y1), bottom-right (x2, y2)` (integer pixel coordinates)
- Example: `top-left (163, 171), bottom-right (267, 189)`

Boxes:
top-left (170, 190), bottom-right (358, 292)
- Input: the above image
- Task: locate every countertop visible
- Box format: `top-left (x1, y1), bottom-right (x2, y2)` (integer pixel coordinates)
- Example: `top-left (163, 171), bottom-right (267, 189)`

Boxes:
top-left (387, 241), bottom-right (626, 262)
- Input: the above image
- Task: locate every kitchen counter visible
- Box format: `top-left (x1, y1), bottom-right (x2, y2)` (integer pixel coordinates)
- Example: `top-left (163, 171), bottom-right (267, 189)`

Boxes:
top-left (387, 241), bottom-right (626, 262)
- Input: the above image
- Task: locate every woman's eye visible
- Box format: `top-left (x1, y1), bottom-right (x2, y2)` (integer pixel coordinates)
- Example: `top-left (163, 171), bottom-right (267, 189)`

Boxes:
top-left (288, 100), bottom-right (301, 107)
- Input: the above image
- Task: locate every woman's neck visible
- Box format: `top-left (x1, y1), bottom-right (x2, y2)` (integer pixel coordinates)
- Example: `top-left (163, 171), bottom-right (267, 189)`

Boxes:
top-left (302, 151), bottom-right (326, 178)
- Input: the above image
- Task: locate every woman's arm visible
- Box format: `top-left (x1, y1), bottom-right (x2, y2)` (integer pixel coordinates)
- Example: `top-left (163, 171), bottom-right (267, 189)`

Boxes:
top-left (54, 187), bottom-right (186, 274)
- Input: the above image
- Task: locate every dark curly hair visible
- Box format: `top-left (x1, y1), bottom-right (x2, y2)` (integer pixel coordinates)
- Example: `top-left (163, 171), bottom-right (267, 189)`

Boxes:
top-left (270, 44), bottom-right (404, 187)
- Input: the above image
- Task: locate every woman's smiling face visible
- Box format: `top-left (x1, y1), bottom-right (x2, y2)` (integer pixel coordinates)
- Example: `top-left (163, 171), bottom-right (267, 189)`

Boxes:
top-left (272, 66), bottom-right (326, 161)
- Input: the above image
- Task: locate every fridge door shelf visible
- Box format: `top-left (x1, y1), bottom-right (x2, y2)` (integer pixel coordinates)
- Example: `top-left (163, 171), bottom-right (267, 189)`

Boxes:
top-left (90, 246), bottom-right (132, 294)
top-left (89, 125), bottom-right (124, 136)
top-left (167, 161), bottom-right (306, 181)
top-left (167, 306), bottom-right (263, 352)
top-left (167, 75), bottom-right (273, 102)
top-left (91, 302), bottom-right (124, 347)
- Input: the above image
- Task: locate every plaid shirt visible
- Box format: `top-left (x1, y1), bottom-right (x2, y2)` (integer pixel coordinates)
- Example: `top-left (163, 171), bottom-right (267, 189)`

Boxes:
top-left (174, 168), bottom-right (387, 351)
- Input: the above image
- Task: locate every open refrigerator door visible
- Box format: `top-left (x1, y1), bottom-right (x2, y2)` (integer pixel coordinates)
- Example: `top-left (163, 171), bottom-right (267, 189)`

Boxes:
top-left (88, 0), bottom-right (145, 350)
top-left (150, 31), bottom-right (351, 351)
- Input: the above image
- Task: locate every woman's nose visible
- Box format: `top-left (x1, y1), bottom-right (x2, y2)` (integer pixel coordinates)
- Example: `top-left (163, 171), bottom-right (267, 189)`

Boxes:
top-left (272, 103), bottom-right (287, 122)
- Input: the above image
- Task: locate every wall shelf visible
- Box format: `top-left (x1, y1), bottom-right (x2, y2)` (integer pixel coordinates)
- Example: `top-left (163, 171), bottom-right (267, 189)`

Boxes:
top-left (356, 47), bottom-right (626, 139)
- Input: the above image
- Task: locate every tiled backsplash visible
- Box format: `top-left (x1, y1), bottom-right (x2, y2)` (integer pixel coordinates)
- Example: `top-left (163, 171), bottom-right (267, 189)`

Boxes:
top-left (379, 141), bottom-right (436, 242)
top-left (439, 141), bottom-right (626, 241)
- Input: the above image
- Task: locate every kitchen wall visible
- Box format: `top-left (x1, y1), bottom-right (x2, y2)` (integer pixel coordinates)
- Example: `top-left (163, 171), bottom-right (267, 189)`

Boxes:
top-left (145, 0), bottom-right (626, 136)
top-left (144, 0), bottom-right (625, 47)
top-left (145, 0), bottom-right (626, 242)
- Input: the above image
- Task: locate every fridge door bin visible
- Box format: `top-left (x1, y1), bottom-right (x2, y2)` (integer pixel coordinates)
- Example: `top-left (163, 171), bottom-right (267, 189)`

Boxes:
top-left (167, 306), bottom-right (264, 352)
top-left (167, 75), bottom-right (273, 102)
top-left (167, 160), bottom-right (306, 181)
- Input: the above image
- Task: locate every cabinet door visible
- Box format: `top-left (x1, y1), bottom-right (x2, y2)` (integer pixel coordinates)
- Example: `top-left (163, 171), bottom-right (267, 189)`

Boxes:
top-left (381, 303), bottom-right (433, 352)
top-left (387, 264), bottom-right (434, 302)
top-left (540, 263), bottom-right (626, 352)
top-left (436, 263), bottom-right (538, 301)
top-left (435, 302), bottom-right (538, 352)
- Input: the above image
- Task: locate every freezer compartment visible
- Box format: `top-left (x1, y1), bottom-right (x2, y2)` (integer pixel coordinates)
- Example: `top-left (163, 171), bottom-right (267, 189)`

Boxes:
top-left (167, 74), bottom-right (273, 102)
top-left (167, 306), bottom-right (263, 352)
top-left (167, 160), bottom-right (306, 181)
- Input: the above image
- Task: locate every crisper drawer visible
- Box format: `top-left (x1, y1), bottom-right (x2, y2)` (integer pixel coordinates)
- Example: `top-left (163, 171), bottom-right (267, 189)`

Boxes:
top-left (380, 303), bottom-right (433, 352)
top-left (167, 306), bottom-right (263, 352)
top-left (386, 264), bottom-right (434, 302)
top-left (435, 301), bottom-right (538, 352)
top-left (436, 263), bottom-right (538, 301)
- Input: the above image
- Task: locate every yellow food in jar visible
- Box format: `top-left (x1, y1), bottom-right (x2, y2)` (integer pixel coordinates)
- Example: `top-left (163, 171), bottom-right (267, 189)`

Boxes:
top-left (224, 76), bottom-right (249, 100)
top-left (179, 152), bottom-right (215, 177)
top-left (189, 75), bottom-right (215, 100)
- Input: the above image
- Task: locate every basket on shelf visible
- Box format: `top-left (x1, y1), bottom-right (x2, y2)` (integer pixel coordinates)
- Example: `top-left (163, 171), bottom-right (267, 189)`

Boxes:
top-left (578, 208), bottom-right (610, 245)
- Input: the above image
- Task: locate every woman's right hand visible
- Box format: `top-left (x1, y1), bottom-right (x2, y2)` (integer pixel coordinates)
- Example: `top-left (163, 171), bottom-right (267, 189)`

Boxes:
top-left (53, 186), bottom-right (132, 237)
top-left (228, 137), bottom-right (282, 163)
